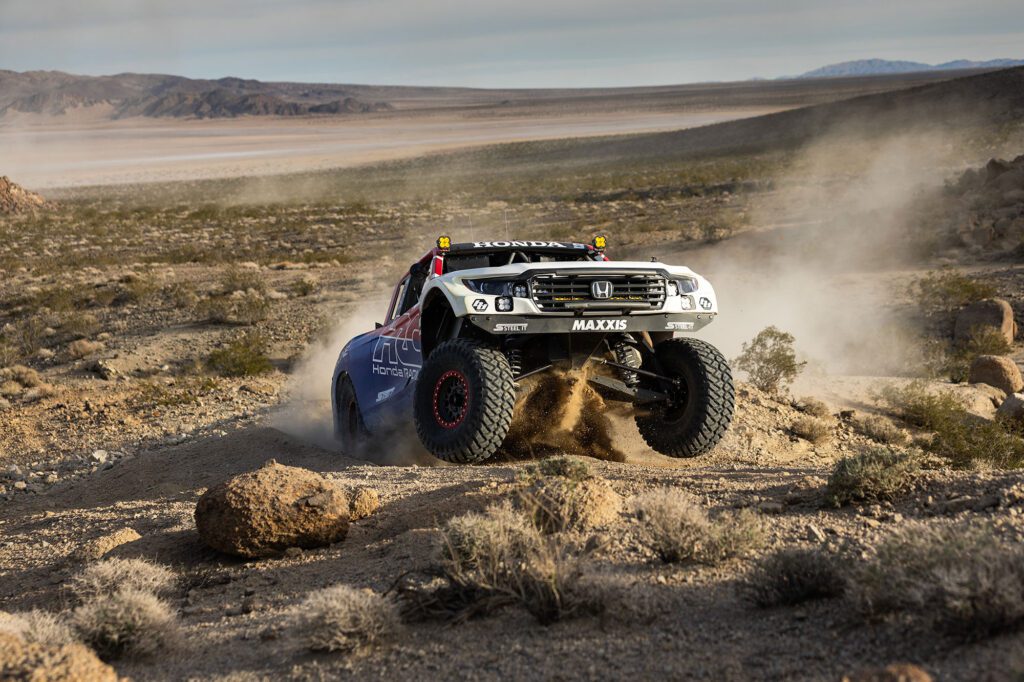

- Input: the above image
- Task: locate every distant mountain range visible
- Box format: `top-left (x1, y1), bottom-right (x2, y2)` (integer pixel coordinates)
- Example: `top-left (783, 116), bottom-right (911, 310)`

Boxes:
top-left (0, 71), bottom-right (395, 119)
top-left (796, 58), bottom-right (1024, 79)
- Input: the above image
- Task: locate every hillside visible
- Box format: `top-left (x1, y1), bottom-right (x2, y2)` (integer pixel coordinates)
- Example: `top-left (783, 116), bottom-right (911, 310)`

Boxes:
top-left (798, 57), bottom-right (1024, 79)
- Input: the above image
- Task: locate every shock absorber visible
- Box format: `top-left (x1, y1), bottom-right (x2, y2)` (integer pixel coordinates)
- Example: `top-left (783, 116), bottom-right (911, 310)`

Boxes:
top-left (506, 347), bottom-right (523, 378)
top-left (611, 336), bottom-right (640, 388)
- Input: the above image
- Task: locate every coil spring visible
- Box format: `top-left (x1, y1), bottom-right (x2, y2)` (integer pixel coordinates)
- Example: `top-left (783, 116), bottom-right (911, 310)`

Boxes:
top-left (507, 348), bottom-right (523, 377)
top-left (612, 338), bottom-right (640, 388)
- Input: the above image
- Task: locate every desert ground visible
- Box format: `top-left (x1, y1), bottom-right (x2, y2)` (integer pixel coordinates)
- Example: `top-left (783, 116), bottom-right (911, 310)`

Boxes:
top-left (3, 67), bottom-right (1024, 680)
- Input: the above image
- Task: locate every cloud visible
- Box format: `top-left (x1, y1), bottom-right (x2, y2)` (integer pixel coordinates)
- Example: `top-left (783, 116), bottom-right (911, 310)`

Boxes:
top-left (0, 0), bottom-right (1022, 86)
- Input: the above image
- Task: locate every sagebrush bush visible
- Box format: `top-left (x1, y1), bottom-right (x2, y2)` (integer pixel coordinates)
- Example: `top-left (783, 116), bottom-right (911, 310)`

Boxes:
top-left (68, 558), bottom-right (176, 602)
top-left (72, 588), bottom-right (179, 659)
top-left (791, 416), bottom-right (832, 443)
top-left (292, 275), bottom-right (320, 297)
top-left (515, 476), bottom-right (622, 533)
top-left (220, 266), bottom-right (266, 294)
top-left (795, 397), bottom-right (831, 418)
top-left (0, 610), bottom-right (77, 647)
top-left (518, 456), bottom-right (592, 483)
top-left (878, 381), bottom-right (964, 431)
top-left (630, 489), bottom-right (764, 563)
top-left (733, 326), bottom-right (806, 395)
top-left (741, 548), bottom-right (845, 608)
top-left (826, 448), bottom-right (918, 506)
top-left (293, 585), bottom-right (401, 654)
top-left (207, 332), bottom-right (273, 377)
top-left (855, 414), bottom-right (909, 445)
top-left (914, 269), bottom-right (997, 315)
top-left (851, 523), bottom-right (1024, 639)
top-left (433, 503), bottom-right (587, 624)
top-left (200, 291), bottom-right (270, 325)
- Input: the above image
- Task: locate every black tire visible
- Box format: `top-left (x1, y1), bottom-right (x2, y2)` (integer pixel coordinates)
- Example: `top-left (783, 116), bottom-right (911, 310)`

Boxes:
top-left (336, 374), bottom-right (368, 456)
top-left (635, 337), bottom-right (734, 458)
top-left (414, 339), bottom-right (515, 463)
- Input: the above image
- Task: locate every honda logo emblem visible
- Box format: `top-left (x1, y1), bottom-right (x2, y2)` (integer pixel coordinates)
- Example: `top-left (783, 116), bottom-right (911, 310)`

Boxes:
top-left (591, 280), bottom-right (613, 299)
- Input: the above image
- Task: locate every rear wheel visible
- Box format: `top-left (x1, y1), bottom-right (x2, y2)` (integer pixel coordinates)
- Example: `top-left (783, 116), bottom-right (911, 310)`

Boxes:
top-left (336, 375), bottom-right (368, 456)
top-left (635, 338), bottom-right (734, 458)
top-left (414, 339), bottom-right (515, 463)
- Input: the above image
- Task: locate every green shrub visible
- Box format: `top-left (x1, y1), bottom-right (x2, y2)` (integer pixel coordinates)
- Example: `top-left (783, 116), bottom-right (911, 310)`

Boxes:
top-left (826, 448), bottom-right (919, 506)
top-left (207, 333), bottom-right (273, 377)
top-left (914, 269), bottom-right (997, 315)
top-left (878, 381), bottom-right (964, 432)
top-left (741, 548), bottom-right (845, 607)
top-left (733, 326), bottom-right (806, 395)
top-left (945, 326), bottom-right (1013, 383)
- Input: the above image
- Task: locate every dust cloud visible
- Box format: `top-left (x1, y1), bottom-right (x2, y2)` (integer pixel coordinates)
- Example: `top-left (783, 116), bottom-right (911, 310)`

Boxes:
top-left (679, 127), bottom-right (973, 377)
top-left (271, 300), bottom-right (437, 466)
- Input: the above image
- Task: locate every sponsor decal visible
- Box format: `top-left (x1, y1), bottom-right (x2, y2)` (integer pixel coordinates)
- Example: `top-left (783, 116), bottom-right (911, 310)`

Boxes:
top-left (666, 321), bottom-right (695, 331)
top-left (470, 240), bottom-right (584, 250)
top-left (590, 280), bottom-right (613, 299)
top-left (572, 319), bottom-right (628, 331)
top-left (494, 323), bottom-right (528, 332)
top-left (699, 297), bottom-right (713, 310)
top-left (376, 387), bottom-right (396, 403)
top-left (472, 298), bottom-right (488, 311)
top-left (371, 326), bottom-right (421, 379)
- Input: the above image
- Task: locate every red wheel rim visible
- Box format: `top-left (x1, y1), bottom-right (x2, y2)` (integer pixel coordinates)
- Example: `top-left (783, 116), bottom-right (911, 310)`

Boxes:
top-left (433, 370), bottom-right (470, 429)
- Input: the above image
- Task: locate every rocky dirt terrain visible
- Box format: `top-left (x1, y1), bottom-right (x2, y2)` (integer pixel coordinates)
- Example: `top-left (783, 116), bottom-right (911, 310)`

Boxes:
top-left (4, 68), bottom-right (1024, 680)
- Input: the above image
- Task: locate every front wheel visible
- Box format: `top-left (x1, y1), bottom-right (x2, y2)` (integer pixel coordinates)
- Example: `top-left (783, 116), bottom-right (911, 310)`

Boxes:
top-left (414, 339), bottom-right (515, 463)
top-left (635, 338), bottom-right (734, 458)
top-left (336, 375), bottom-right (368, 457)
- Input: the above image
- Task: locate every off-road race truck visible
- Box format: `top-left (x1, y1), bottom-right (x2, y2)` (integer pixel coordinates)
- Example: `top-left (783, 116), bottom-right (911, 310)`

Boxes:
top-left (332, 237), bottom-right (734, 463)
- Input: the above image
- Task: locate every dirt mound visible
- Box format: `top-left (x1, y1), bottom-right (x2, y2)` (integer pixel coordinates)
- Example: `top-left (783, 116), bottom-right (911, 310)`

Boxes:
top-left (194, 460), bottom-right (350, 558)
top-left (0, 631), bottom-right (118, 681)
top-left (0, 177), bottom-right (46, 214)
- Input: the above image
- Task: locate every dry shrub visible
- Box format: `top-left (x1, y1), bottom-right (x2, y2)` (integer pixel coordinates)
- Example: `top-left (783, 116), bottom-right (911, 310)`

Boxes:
top-left (293, 585), bottom-right (401, 654)
top-left (292, 275), bottom-right (320, 297)
top-left (518, 455), bottom-right (592, 482)
top-left (733, 326), bottom-right (806, 395)
top-left (795, 397), bottom-right (831, 418)
top-left (913, 269), bottom-right (997, 315)
top-left (515, 473), bottom-right (622, 533)
top-left (207, 332), bottom-right (273, 377)
top-left (741, 548), bottom-right (845, 608)
top-left (878, 381), bottom-right (964, 432)
top-left (0, 610), bottom-right (77, 647)
top-left (220, 266), bottom-right (266, 295)
top-left (826, 448), bottom-right (918, 507)
top-left (851, 522), bottom-right (1024, 639)
top-left (410, 503), bottom-right (588, 624)
top-left (855, 414), bottom-right (909, 445)
top-left (630, 489), bottom-right (764, 564)
top-left (72, 589), bottom-right (178, 659)
top-left (200, 291), bottom-right (270, 325)
top-left (792, 415), bottom-right (832, 443)
top-left (59, 311), bottom-right (100, 340)
top-left (1, 365), bottom-right (44, 389)
top-left (945, 326), bottom-right (1013, 383)
top-left (67, 339), bottom-right (104, 360)
top-left (68, 558), bottom-right (176, 603)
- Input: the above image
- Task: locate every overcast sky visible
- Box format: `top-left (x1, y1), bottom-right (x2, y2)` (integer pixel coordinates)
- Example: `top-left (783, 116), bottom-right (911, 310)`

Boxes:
top-left (1, 0), bottom-right (1022, 87)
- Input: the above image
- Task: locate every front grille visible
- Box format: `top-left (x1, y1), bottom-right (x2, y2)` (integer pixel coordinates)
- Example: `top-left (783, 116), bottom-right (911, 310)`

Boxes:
top-left (530, 273), bottom-right (667, 311)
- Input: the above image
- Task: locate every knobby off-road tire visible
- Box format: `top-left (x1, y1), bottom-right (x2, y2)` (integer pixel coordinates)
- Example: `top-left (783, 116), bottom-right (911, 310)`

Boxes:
top-left (336, 374), bottom-right (369, 457)
top-left (635, 337), bottom-right (734, 458)
top-left (414, 339), bottom-right (515, 463)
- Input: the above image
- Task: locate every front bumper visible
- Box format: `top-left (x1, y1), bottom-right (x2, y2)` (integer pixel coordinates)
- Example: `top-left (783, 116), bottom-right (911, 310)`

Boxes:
top-left (467, 312), bottom-right (716, 334)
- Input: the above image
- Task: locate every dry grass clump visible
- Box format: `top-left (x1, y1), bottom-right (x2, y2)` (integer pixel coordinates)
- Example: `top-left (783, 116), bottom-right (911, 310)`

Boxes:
top-left (207, 332), bottom-right (273, 377)
top-left (72, 588), bottom-right (178, 660)
top-left (826, 448), bottom-right (919, 507)
top-left (518, 455), bottom-right (592, 482)
top-left (630, 489), bottom-right (764, 564)
top-left (733, 326), bottom-right (806, 395)
top-left (0, 364), bottom-right (54, 403)
top-left (795, 397), bottom-right (831, 418)
top-left (879, 381), bottom-right (1024, 468)
top-left (407, 503), bottom-right (587, 624)
top-left (68, 558), bottom-right (176, 602)
top-left (855, 414), bottom-right (909, 445)
top-left (516, 477), bottom-right (622, 533)
top-left (0, 610), bottom-right (77, 647)
top-left (200, 290), bottom-right (270, 325)
top-left (741, 548), bottom-right (845, 608)
top-left (292, 274), bottom-right (320, 297)
top-left (851, 522), bottom-right (1024, 639)
top-left (292, 585), bottom-right (401, 654)
top-left (791, 415), bottom-right (832, 443)
top-left (220, 266), bottom-right (266, 295)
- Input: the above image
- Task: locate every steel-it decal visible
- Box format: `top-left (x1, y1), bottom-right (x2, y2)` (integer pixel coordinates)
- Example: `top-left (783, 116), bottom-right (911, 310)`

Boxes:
top-left (666, 321), bottom-right (695, 330)
top-left (376, 387), bottom-right (396, 403)
top-left (571, 319), bottom-right (627, 331)
top-left (494, 323), bottom-right (528, 332)
top-left (371, 327), bottom-right (421, 379)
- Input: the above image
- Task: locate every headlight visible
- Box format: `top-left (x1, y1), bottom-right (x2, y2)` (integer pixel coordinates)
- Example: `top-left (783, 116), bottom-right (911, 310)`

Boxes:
top-left (464, 279), bottom-right (530, 297)
top-left (676, 277), bottom-right (698, 294)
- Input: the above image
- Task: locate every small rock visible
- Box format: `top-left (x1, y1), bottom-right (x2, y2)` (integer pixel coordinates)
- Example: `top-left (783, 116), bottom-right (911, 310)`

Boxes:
top-left (968, 355), bottom-right (1024, 395)
top-left (348, 487), bottom-right (381, 520)
top-left (998, 393), bottom-right (1024, 421)
top-left (806, 524), bottom-right (827, 542)
top-left (13, 481), bottom-right (27, 491)
top-left (90, 450), bottom-right (108, 464)
top-left (955, 298), bottom-right (1016, 346)
top-left (841, 663), bottom-right (932, 682)
top-left (758, 501), bottom-right (785, 514)
top-left (71, 527), bottom-right (142, 561)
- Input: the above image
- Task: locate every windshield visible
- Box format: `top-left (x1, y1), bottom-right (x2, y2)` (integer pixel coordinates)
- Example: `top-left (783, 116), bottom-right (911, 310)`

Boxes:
top-left (444, 248), bottom-right (599, 273)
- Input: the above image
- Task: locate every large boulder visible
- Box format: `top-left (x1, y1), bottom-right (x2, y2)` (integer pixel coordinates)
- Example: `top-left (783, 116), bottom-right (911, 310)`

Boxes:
top-left (997, 393), bottom-right (1024, 421)
top-left (954, 299), bottom-right (1016, 346)
top-left (0, 631), bottom-right (118, 682)
top-left (967, 355), bottom-right (1024, 395)
top-left (195, 461), bottom-right (350, 558)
